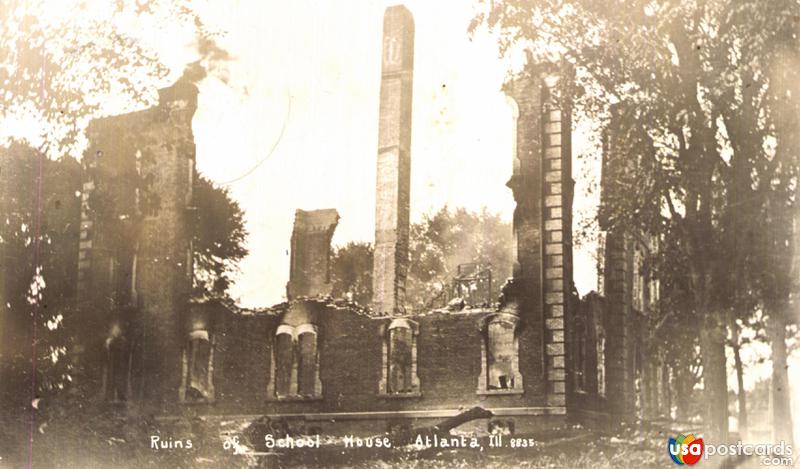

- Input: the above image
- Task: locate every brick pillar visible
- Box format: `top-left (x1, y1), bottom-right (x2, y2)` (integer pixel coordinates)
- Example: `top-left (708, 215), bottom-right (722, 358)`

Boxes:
top-left (603, 231), bottom-right (634, 417)
top-left (505, 72), bottom-right (542, 292)
top-left (83, 76), bottom-right (199, 409)
top-left (286, 209), bottom-right (339, 299)
top-left (540, 73), bottom-right (573, 408)
top-left (599, 112), bottom-right (637, 419)
top-left (505, 62), bottom-right (573, 409)
top-left (372, 5), bottom-right (414, 315)
top-left (136, 79), bottom-right (197, 409)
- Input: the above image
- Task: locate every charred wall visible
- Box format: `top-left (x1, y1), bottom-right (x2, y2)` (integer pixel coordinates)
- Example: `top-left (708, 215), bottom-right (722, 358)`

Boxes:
top-left (78, 78), bottom-right (198, 410)
top-left (200, 302), bottom-right (554, 432)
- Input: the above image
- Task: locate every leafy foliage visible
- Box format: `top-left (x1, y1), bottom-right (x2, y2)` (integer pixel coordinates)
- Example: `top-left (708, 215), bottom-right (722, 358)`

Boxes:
top-left (406, 207), bottom-right (512, 312)
top-left (330, 207), bottom-right (512, 312)
top-left (0, 144), bottom-right (82, 399)
top-left (472, 0), bottom-right (799, 439)
top-left (0, 0), bottom-right (229, 408)
top-left (0, 0), bottom-right (211, 159)
top-left (330, 241), bottom-right (374, 307)
top-left (193, 174), bottom-right (248, 296)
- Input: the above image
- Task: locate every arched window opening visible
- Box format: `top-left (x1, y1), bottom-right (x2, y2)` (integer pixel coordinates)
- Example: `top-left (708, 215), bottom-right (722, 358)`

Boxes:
top-left (274, 325), bottom-right (294, 397)
top-left (269, 323), bottom-right (322, 399)
top-left (179, 329), bottom-right (215, 403)
top-left (297, 324), bottom-right (319, 397)
top-left (478, 314), bottom-right (523, 395)
top-left (488, 320), bottom-right (515, 389)
top-left (633, 340), bottom-right (644, 419)
top-left (389, 325), bottom-right (413, 392)
top-left (632, 243), bottom-right (645, 312)
top-left (596, 326), bottom-right (606, 397)
top-left (379, 318), bottom-right (420, 396)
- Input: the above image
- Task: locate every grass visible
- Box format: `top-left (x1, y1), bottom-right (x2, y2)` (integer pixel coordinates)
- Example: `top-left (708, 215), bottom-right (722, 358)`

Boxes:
top-left (1, 409), bottom-right (671, 469)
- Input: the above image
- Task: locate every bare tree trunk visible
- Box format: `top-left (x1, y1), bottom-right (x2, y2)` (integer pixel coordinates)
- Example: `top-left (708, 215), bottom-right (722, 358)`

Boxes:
top-left (769, 311), bottom-right (794, 445)
top-left (700, 312), bottom-right (729, 443)
top-left (731, 314), bottom-right (747, 436)
top-left (663, 361), bottom-right (671, 419)
top-left (675, 361), bottom-right (693, 422)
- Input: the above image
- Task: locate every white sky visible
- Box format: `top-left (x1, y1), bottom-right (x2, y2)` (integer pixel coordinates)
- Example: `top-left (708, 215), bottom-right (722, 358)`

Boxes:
top-left (0, 0), bottom-right (600, 307)
top-left (179, 0), bottom-right (601, 307)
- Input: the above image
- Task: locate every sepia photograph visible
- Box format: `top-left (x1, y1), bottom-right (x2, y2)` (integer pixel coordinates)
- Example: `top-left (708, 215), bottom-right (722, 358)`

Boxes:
top-left (0, 0), bottom-right (798, 467)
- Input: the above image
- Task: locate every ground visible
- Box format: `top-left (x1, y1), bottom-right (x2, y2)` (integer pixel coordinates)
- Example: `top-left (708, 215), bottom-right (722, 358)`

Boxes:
top-left (0, 409), bottom-right (700, 469)
top-left (0, 399), bottom-right (782, 468)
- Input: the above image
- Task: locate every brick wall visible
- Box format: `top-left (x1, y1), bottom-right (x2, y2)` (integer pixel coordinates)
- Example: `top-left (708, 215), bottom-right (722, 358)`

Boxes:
top-left (503, 61), bottom-right (574, 414)
top-left (601, 231), bottom-right (633, 417)
top-left (201, 302), bottom-right (553, 431)
top-left (287, 209), bottom-right (339, 299)
top-left (80, 78), bottom-right (197, 410)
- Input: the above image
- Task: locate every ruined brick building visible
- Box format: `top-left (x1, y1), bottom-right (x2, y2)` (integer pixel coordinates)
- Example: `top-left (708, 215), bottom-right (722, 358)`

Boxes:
top-left (5, 4), bottom-right (672, 433)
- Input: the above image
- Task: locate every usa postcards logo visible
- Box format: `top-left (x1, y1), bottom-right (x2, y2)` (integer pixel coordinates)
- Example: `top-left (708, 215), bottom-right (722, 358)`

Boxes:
top-left (668, 434), bottom-right (704, 465)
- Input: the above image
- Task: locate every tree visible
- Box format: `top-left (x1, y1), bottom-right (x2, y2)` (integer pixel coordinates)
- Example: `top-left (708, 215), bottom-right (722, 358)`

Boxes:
top-left (329, 207), bottom-right (512, 313)
top-left (472, 0), bottom-right (800, 441)
top-left (0, 143), bottom-right (82, 401)
top-left (755, 22), bottom-right (800, 444)
top-left (0, 0), bottom-right (210, 159)
top-left (330, 242), bottom-right (373, 307)
top-left (753, 179), bottom-right (798, 444)
top-left (192, 174), bottom-right (248, 297)
top-left (407, 207), bottom-right (512, 312)
top-left (647, 229), bottom-right (703, 423)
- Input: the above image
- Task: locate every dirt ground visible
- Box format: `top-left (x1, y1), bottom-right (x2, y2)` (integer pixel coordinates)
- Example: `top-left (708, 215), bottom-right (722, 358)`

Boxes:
top-left (0, 408), bottom-right (784, 468)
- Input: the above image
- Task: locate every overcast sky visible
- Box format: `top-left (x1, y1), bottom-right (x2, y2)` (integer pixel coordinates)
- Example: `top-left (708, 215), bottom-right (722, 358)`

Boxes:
top-left (178, 0), bottom-right (601, 307)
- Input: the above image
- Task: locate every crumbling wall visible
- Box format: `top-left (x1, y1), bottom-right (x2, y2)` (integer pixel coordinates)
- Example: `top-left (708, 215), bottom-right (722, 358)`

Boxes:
top-left (287, 209), bottom-right (339, 299)
top-left (568, 293), bottom-right (607, 421)
top-left (79, 77), bottom-right (198, 410)
top-left (200, 302), bottom-right (552, 433)
top-left (503, 61), bottom-right (574, 412)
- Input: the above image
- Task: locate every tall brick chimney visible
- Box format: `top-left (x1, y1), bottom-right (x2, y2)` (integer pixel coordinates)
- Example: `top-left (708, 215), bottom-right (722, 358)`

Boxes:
top-left (287, 209), bottom-right (339, 300)
top-left (372, 5), bottom-right (414, 315)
